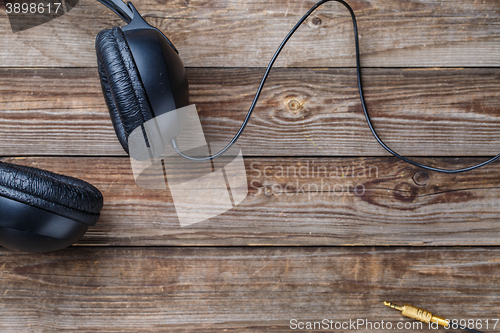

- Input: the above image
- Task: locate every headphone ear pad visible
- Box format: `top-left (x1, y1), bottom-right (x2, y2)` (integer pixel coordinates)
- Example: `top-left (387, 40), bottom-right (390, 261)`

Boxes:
top-left (0, 161), bottom-right (103, 253)
top-left (0, 162), bottom-right (103, 225)
top-left (95, 27), bottom-right (154, 154)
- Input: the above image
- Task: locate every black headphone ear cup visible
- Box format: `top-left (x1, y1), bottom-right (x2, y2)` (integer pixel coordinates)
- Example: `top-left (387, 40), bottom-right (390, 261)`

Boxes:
top-left (95, 27), bottom-right (154, 154)
top-left (0, 162), bottom-right (103, 225)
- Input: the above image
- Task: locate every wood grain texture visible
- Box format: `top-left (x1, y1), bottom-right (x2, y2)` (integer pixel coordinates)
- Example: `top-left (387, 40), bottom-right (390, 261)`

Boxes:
top-left (0, 67), bottom-right (499, 156)
top-left (1, 1), bottom-right (499, 330)
top-left (0, 246), bottom-right (499, 332)
top-left (0, 0), bottom-right (499, 68)
top-left (3, 156), bottom-right (500, 246)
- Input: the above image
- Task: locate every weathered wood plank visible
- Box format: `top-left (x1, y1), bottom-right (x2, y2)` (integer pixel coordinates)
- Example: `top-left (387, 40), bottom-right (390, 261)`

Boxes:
top-left (4, 156), bottom-right (500, 246)
top-left (0, 0), bottom-right (499, 68)
top-left (0, 1), bottom-right (496, 331)
top-left (0, 246), bottom-right (499, 332)
top-left (1, 67), bottom-right (499, 156)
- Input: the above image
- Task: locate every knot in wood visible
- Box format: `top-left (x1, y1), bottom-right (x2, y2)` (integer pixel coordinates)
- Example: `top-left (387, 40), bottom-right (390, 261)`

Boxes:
top-left (288, 99), bottom-right (301, 112)
top-left (312, 17), bottom-right (322, 26)
top-left (412, 170), bottom-right (430, 186)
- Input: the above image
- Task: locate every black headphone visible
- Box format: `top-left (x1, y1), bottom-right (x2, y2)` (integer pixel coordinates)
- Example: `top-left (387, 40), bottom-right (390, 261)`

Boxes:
top-left (95, 0), bottom-right (189, 154)
top-left (0, 0), bottom-right (188, 253)
top-left (2, 0), bottom-right (498, 253)
top-left (95, 0), bottom-right (500, 170)
top-left (0, 160), bottom-right (103, 253)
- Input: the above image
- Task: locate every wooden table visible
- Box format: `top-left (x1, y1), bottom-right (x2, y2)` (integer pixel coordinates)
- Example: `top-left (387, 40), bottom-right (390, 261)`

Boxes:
top-left (1, 0), bottom-right (499, 331)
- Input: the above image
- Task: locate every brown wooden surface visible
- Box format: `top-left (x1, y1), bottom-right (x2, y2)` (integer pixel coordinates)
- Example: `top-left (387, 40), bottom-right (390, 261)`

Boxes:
top-left (0, 0), bottom-right (499, 68)
top-left (1, 67), bottom-right (499, 156)
top-left (1, 247), bottom-right (499, 332)
top-left (2, 156), bottom-right (500, 246)
top-left (1, 0), bottom-right (499, 332)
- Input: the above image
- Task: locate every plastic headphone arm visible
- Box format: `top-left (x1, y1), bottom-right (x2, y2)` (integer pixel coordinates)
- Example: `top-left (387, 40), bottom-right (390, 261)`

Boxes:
top-left (97, 0), bottom-right (134, 23)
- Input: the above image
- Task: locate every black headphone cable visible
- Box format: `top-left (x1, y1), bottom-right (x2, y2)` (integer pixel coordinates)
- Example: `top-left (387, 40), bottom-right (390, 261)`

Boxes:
top-left (171, 0), bottom-right (500, 173)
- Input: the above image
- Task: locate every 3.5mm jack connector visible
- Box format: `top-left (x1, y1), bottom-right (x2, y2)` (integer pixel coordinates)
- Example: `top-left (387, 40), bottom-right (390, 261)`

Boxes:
top-left (383, 301), bottom-right (448, 326)
top-left (383, 302), bottom-right (484, 333)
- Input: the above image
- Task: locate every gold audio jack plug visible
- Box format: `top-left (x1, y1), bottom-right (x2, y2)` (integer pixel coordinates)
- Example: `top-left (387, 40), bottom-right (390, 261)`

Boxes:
top-left (384, 301), bottom-right (448, 327)
top-left (384, 302), bottom-right (484, 333)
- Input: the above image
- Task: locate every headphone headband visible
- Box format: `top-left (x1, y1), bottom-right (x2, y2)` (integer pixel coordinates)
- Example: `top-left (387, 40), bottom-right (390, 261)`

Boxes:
top-left (97, 1), bottom-right (189, 118)
top-left (97, 0), bottom-right (134, 23)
